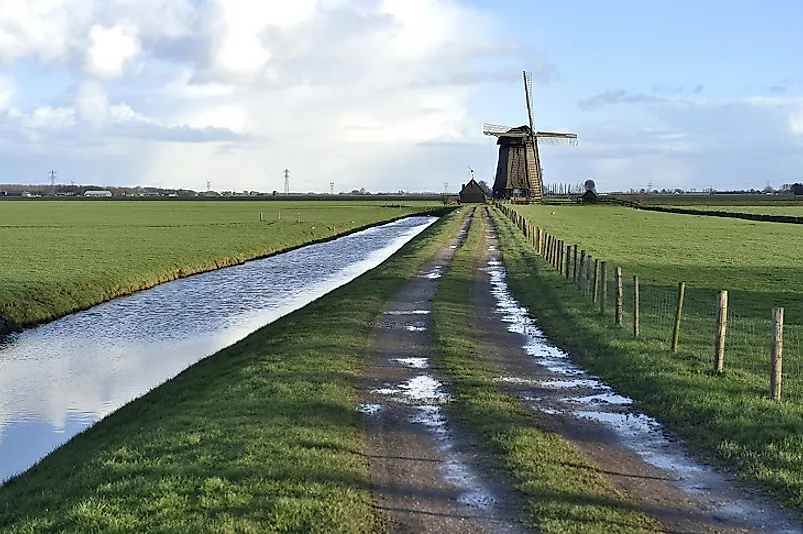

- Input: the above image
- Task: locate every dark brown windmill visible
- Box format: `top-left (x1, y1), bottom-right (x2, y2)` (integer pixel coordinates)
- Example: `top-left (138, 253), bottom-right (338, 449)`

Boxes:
top-left (483, 71), bottom-right (578, 202)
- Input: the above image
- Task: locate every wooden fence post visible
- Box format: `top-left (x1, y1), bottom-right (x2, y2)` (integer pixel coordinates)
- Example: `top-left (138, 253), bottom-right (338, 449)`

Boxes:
top-left (579, 250), bottom-right (586, 288)
top-left (615, 267), bottom-right (623, 326)
top-left (565, 244), bottom-right (571, 279)
top-left (599, 261), bottom-right (607, 314)
top-left (671, 281), bottom-right (686, 354)
top-left (592, 258), bottom-right (599, 303)
top-left (536, 228), bottom-right (541, 253)
top-left (585, 255), bottom-right (593, 296)
top-left (556, 240), bottom-right (562, 271)
top-left (771, 307), bottom-right (784, 401)
top-left (573, 245), bottom-right (578, 282)
top-left (633, 276), bottom-right (640, 337)
top-left (713, 290), bottom-right (728, 375)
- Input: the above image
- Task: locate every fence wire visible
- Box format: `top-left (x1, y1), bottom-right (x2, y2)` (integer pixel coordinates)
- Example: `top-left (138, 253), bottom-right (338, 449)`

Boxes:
top-left (495, 204), bottom-right (802, 402)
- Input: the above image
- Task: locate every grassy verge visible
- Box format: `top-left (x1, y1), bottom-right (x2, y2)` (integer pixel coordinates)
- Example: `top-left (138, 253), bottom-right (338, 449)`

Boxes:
top-left (489, 206), bottom-right (803, 513)
top-left (0, 208), bottom-right (464, 533)
top-left (431, 208), bottom-right (661, 533)
top-left (0, 200), bottom-right (442, 333)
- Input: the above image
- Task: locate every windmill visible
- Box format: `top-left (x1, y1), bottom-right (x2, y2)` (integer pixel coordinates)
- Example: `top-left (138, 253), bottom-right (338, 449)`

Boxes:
top-left (483, 71), bottom-right (578, 203)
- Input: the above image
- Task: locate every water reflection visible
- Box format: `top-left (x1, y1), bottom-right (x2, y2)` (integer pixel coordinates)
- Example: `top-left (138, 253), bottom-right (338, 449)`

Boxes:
top-left (0, 216), bottom-right (437, 483)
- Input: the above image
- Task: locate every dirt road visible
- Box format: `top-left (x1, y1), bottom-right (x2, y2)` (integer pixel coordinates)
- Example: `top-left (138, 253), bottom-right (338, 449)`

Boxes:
top-left (358, 209), bottom-right (524, 533)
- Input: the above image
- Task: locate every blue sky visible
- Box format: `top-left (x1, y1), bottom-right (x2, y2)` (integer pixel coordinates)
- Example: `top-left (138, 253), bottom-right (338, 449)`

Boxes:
top-left (1, 0), bottom-right (802, 192)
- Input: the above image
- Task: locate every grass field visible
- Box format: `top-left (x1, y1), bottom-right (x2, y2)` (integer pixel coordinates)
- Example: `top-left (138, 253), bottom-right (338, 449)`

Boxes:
top-left (0, 200), bottom-right (441, 331)
top-left (663, 204), bottom-right (803, 216)
top-left (0, 207), bottom-right (464, 533)
top-left (494, 204), bottom-right (803, 512)
top-left (432, 208), bottom-right (660, 533)
top-left (614, 194), bottom-right (803, 206)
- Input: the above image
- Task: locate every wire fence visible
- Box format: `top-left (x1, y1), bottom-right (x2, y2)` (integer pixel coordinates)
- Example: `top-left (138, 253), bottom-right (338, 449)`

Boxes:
top-left (495, 202), bottom-right (803, 402)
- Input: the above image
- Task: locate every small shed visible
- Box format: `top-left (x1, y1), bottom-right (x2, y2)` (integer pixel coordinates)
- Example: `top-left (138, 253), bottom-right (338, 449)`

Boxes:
top-left (579, 190), bottom-right (598, 203)
top-left (459, 179), bottom-right (485, 204)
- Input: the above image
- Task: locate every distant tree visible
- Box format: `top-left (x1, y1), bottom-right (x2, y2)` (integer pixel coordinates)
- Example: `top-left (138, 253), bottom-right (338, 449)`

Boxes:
top-left (584, 179), bottom-right (596, 193)
top-left (477, 180), bottom-right (492, 195)
top-left (763, 184), bottom-right (775, 194)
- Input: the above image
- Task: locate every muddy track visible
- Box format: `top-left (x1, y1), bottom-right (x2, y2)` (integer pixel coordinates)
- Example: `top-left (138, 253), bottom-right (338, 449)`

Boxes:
top-left (474, 206), bottom-right (802, 534)
top-left (358, 208), bottom-right (525, 534)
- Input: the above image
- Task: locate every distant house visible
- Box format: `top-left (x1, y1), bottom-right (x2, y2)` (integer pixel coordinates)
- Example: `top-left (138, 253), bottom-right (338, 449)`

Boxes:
top-left (579, 190), bottom-right (598, 203)
top-left (84, 190), bottom-right (112, 198)
top-left (793, 183), bottom-right (803, 195)
top-left (459, 179), bottom-right (485, 204)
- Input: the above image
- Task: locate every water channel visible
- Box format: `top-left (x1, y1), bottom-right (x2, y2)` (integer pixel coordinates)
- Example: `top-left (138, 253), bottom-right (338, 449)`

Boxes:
top-left (0, 215), bottom-right (437, 484)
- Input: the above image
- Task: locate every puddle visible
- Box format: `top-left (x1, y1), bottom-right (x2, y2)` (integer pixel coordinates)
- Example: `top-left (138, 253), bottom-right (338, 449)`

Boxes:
top-left (399, 375), bottom-right (451, 402)
top-left (384, 310), bottom-right (431, 315)
top-left (421, 266), bottom-right (444, 279)
top-left (405, 325), bottom-right (426, 332)
top-left (493, 376), bottom-right (540, 385)
top-left (356, 403), bottom-right (383, 415)
top-left (484, 232), bottom-right (803, 533)
top-left (569, 393), bottom-right (633, 406)
top-left (541, 379), bottom-right (605, 390)
top-left (393, 357), bottom-right (429, 369)
top-left (408, 405), bottom-right (497, 511)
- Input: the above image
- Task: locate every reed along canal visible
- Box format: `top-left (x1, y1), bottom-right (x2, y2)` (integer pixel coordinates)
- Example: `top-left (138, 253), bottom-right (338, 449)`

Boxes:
top-left (0, 215), bottom-right (437, 484)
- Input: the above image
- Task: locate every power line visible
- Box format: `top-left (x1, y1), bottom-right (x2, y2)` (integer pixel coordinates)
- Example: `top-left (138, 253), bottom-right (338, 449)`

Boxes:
top-left (49, 170), bottom-right (57, 188)
top-left (284, 169), bottom-right (290, 194)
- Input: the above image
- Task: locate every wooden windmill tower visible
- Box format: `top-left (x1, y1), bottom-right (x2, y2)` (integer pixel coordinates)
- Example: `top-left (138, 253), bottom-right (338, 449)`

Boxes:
top-left (483, 71), bottom-right (578, 203)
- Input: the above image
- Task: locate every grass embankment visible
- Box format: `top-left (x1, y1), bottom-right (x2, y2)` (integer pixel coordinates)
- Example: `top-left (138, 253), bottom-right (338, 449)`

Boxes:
top-left (431, 208), bottom-right (660, 533)
top-left (492, 205), bottom-right (803, 512)
top-left (0, 208), bottom-right (464, 533)
top-left (0, 200), bottom-right (440, 332)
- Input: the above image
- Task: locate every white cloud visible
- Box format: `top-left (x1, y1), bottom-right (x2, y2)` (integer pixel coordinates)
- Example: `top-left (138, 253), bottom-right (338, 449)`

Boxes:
top-left (0, 0), bottom-right (551, 191)
top-left (84, 24), bottom-right (141, 78)
top-left (0, 76), bottom-right (15, 111)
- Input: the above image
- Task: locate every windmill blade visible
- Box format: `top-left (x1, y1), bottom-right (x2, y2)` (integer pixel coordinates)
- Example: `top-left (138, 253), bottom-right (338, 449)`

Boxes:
top-left (536, 132), bottom-right (579, 146)
top-left (523, 71), bottom-right (535, 135)
top-left (482, 123), bottom-right (517, 136)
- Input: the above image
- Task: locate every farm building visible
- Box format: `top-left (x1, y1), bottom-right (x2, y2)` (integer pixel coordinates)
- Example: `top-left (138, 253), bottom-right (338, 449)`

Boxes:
top-left (459, 179), bottom-right (485, 203)
top-left (579, 190), bottom-right (598, 203)
top-left (84, 190), bottom-right (112, 197)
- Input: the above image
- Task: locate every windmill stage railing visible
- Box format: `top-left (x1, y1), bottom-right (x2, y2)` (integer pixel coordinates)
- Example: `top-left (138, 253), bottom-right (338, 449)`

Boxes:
top-left (491, 201), bottom-right (802, 403)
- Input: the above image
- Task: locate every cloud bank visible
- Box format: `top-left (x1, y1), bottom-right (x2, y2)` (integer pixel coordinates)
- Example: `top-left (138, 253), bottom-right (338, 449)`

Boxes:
top-left (0, 0), bottom-right (549, 192)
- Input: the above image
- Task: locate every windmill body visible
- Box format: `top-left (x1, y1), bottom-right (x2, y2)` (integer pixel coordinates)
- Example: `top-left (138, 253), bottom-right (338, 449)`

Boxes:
top-left (483, 72), bottom-right (578, 203)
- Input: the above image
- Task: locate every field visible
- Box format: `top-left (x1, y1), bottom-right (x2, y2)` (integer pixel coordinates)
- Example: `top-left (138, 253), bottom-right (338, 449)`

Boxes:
top-left (613, 193), bottom-right (803, 206)
top-left (497, 203), bottom-right (803, 510)
top-left (0, 208), bottom-right (463, 533)
top-left (0, 200), bottom-right (441, 332)
top-left (664, 204), bottom-right (803, 216)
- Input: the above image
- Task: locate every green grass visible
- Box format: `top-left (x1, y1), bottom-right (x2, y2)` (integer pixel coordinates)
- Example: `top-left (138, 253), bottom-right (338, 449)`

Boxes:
top-left (664, 204), bottom-right (803, 216)
top-left (431, 208), bottom-right (661, 533)
top-left (615, 194), bottom-right (803, 206)
top-left (491, 205), bottom-right (803, 513)
top-left (0, 207), bottom-right (465, 533)
top-left (0, 200), bottom-right (441, 331)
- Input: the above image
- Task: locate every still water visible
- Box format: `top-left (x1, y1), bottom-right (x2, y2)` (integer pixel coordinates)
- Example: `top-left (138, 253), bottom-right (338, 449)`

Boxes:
top-left (0, 215), bottom-right (437, 484)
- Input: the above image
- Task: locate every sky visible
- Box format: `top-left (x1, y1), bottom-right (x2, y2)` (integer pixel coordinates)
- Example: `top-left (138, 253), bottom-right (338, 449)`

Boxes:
top-left (1, 0), bottom-right (802, 193)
